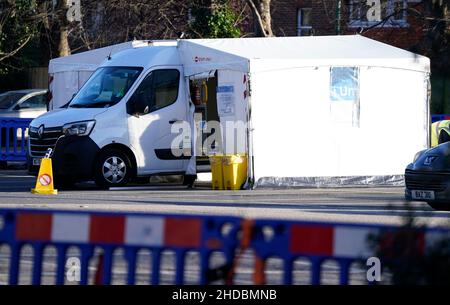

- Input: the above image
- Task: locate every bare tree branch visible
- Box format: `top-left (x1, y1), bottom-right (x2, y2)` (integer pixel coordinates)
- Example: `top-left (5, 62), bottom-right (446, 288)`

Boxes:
top-left (0, 34), bottom-right (33, 62)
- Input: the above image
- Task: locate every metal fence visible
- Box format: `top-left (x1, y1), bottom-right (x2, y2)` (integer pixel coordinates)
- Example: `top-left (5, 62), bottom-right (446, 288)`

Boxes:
top-left (0, 118), bottom-right (32, 162)
top-left (247, 219), bottom-right (450, 285)
top-left (0, 209), bottom-right (241, 285)
top-left (1, 209), bottom-right (449, 285)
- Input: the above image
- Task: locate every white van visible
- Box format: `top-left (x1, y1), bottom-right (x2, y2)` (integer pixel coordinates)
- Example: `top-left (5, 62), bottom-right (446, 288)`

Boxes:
top-left (28, 44), bottom-right (208, 188)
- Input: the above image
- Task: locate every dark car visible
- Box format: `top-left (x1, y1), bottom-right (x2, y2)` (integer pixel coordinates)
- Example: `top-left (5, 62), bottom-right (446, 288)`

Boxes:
top-left (405, 142), bottom-right (450, 210)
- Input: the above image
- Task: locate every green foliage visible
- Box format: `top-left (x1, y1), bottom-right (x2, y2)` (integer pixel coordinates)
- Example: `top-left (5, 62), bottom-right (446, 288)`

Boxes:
top-left (190, 2), bottom-right (241, 39)
top-left (206, 5), bottom-right (241, 38)
top-left (0, 0), bottom-right (37, 75)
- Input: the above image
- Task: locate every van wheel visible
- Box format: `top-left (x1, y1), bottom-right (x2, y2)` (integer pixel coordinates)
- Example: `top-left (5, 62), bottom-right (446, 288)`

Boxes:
top-left (94, 149), bottom-right (132, 188)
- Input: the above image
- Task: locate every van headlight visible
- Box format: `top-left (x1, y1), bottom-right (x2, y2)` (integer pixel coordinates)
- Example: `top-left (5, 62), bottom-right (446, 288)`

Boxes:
top-left (63, 120), bottom-right (96, 136)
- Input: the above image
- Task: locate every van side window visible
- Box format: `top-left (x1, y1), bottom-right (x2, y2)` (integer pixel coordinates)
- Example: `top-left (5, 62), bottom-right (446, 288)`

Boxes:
top-left (153, 70), bottom-right (180, 110)
top-left (131, 69), bottom-right (180, 114)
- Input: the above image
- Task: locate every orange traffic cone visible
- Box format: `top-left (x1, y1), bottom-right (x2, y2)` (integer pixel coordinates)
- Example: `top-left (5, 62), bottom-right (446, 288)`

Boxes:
top-left (31, 149), bottom-right (57, 195)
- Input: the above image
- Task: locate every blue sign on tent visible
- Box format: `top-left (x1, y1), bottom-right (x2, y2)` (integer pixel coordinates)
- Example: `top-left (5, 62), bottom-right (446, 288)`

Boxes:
top-left (330, 67), bottom-right (359, 102)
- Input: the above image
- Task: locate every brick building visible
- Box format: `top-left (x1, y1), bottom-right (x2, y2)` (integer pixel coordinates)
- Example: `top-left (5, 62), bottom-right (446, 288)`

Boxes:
top-left (267, 0), bottom-right (449, 112)
top-left (270, 0), bottom-right (428, 50)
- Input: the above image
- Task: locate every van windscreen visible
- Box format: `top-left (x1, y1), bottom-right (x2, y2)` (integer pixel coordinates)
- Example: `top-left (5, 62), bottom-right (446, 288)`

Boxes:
top-left (69, 66), bottom-right (143, 108)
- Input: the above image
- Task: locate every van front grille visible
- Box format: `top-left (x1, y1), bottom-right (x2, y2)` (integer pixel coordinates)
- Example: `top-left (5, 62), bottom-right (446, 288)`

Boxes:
top-left (29, 127), bottom-right (63, 157)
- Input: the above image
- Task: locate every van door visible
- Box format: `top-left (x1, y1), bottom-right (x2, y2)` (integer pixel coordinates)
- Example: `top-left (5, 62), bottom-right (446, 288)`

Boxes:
top-left (127, 67), bottom-right (189, 174)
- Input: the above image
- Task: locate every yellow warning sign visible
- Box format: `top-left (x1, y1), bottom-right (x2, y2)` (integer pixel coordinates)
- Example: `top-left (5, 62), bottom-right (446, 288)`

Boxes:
top-left (31, 157), bottom-right (58, 195)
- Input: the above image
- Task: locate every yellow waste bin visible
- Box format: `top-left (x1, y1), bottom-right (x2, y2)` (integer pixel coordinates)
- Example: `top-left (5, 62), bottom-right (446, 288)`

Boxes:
top-left (223, 154), bottom-right (248, 190)
top-left (209, 155), bottom-right (224, 190)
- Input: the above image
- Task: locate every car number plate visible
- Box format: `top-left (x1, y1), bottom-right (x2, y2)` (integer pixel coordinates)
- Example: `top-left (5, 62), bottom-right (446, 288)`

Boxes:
top-left (33, 158), bottom-right (42, 166)
top-left (411, 190), bottom-right (435, 200)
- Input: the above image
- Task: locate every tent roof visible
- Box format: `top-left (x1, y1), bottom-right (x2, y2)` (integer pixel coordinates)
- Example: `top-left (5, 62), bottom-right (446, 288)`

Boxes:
top-left (48, 40), bottom-right (176, 73)
top-left (49, 36), bottom-right (430, 75)
top-left (179, 35), bottom-right (430, 75)
top-left (49, 41), bottom-right (144, 73)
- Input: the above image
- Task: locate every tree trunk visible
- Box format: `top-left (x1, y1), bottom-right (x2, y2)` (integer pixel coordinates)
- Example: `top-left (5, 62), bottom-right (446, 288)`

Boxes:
top-left (57, 0), bottom-right (71, 56)
top-left (247, 0), bottom-right (274, 37)
top-left (257, 0), bottom-right (273, 36)
top-left (58, 26), bottom-right (70, 56)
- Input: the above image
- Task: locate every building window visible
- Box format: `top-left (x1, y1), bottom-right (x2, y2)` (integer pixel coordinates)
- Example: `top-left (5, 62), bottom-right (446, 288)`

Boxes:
top-left (348, 0), bottom-right (408, 28)
top-left (390, 0), bottom-right (407, 22)
top-left (187, 7), bottom-right (195, 25)
top-left (297, 8), bottom-right (312, 36)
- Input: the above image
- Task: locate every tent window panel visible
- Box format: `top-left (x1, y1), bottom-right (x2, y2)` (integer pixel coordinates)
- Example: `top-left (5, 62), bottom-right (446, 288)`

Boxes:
top-left (329, 67), bottom-right (360, 128)
top-left (330, 67), bottom-right (359, 102)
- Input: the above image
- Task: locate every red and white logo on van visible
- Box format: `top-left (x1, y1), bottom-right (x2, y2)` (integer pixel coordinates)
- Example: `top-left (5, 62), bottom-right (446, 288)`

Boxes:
top-left (194, 56), bottom-right (212, 63)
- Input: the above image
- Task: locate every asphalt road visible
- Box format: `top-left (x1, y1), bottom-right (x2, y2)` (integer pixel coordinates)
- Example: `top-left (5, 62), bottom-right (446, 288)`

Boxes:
top-left (1, 168), bottom-right (448, 285)
top-left (0, 169), bottom-right (449, 227)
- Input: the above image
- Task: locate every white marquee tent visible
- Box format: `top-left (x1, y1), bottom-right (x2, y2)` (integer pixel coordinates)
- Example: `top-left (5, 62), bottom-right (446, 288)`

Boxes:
top-left (48, 35), bottom-right (430, 187)
top-left (178, 35), bottom-right (430, 187)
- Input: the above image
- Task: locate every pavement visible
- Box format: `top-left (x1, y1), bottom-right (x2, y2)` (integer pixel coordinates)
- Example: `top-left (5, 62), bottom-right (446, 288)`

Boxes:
top-left (1, 168), bottom-right (448, 285)
top-left (0, 169), bottom-right (449, 227)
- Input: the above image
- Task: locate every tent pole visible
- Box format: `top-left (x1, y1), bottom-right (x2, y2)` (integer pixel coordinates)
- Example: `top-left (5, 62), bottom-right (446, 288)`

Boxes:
top-left (245, 72), bottom-right (255, 189)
